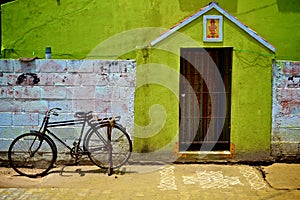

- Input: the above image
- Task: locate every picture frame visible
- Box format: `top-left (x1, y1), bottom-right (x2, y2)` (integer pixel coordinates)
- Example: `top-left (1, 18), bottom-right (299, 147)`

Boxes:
top-left (203, 15), bottom-right (223, 42)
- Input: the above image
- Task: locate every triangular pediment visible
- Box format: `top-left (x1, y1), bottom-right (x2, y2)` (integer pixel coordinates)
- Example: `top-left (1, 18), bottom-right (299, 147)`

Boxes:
top-left (150, 2), bottom-right (275, 53)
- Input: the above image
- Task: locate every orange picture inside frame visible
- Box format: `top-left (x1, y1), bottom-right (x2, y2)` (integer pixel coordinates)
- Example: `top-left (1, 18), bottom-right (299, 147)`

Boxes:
top-left (206, 19), bottom-right (220, 38)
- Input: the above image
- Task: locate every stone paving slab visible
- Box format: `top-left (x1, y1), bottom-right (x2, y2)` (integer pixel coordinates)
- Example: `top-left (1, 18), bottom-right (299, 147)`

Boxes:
top-left (0, 164), bottom-right (299, 199)
top-left (262, 163), bottom-right (300, 190)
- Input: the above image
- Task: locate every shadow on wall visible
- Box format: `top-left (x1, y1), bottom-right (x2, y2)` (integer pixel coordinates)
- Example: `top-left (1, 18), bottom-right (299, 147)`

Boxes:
top-left (277, 0), bottom-right (300, 12)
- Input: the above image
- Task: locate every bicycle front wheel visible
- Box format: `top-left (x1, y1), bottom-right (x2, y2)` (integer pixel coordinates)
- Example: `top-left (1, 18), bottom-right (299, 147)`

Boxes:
top-left (85, 124), bottom-right (132, 169)
top-left (8, 132), bottom-right (57, 178)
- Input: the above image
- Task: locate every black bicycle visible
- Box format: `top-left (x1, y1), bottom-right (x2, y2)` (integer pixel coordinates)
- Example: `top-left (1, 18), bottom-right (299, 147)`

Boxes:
top-left (8, 108), bottom-right (132, 178)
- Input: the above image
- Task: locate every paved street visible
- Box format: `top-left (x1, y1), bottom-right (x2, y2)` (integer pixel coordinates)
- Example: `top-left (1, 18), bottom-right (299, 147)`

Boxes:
top-left (0, 163), bottom-right (299, 199)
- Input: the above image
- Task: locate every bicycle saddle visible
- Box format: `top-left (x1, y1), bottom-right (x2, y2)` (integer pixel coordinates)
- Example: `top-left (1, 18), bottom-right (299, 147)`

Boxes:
top-left (74, 111), bottom-right (93, 118)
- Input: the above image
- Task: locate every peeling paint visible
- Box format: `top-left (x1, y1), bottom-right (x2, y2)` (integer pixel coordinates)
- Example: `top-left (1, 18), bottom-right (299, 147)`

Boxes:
top-left (0, 59), bottom-right (136, 152)
top-left (272, 60), bottom-right (300, 158)
top-left (16, 73), bottom-right (40, 85)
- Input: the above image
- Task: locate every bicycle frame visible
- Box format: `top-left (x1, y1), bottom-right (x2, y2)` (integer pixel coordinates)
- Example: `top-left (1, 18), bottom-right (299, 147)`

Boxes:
top-left (39, 110), bottom-right (110, 157)
top-left (45, 118), bottom-right (88, 153)
top-left (9, 107), bottom-right (131, 177)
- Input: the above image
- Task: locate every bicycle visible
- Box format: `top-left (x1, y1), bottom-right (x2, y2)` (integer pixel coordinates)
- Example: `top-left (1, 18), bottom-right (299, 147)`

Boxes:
top-left (8, 108), bottom-right (132, 178)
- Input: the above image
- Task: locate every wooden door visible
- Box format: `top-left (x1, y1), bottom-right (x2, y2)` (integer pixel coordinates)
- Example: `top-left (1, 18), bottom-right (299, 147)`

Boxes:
top-left (179, 48), bottom-right (232, 151)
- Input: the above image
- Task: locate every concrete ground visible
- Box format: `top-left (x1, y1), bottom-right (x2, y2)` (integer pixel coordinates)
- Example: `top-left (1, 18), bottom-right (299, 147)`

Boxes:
top-left (0, 163), bottom-right (299, 199)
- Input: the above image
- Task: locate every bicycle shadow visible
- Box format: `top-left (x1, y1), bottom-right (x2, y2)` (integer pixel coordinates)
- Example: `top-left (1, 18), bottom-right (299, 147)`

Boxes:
top-left (47, 165), bottom-right (138, 177)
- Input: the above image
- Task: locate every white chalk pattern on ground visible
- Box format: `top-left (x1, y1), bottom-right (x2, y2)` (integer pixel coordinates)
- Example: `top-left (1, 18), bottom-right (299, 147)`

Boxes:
top-left (183, 170), bottom-right (244, 189)
top-left (157, 166), bottom-right (177, 191)
top-left (239, 166), bottom-right (268, 190)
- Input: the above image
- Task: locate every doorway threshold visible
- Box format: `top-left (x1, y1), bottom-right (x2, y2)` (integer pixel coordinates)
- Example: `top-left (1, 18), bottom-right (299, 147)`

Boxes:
top-left (176, 151), bottom-right (233, 162)
top-left (179, 151), bottom-right (231, 155)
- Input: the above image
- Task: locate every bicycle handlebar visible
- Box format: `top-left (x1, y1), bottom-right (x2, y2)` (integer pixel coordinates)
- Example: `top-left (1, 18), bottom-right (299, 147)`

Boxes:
top-left (46, 107), bottom-right (62, 116)
top-left (50, 108), bottom-right (62, 112)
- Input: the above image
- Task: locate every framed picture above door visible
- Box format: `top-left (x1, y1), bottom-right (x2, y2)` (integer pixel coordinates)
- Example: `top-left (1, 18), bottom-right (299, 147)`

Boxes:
top-left (203, 15), bottom-right (223, 42)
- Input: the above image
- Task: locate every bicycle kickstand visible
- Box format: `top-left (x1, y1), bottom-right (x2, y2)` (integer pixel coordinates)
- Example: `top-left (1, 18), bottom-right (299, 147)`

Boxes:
top-left (107, 123), bottom-right (113, 176)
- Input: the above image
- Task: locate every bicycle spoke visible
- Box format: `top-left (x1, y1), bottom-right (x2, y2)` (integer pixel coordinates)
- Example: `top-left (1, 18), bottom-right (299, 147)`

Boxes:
top-left (85, 124), bottom-right (132, 169)
top-left (8, 133), bottom-right (56, 178)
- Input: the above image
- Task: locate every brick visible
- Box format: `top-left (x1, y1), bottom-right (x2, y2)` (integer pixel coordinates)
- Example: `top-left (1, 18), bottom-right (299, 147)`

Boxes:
top-left (0, 127), bottom-right (25, 139)
top-left (94, 100), bottom-right (112, 114)
top-left (71, 100), bottom-right (97, 112)
top-left (281, 142), bottom-right (299, 155)
top-left (72, 99), bottom-right (111, 113)
top-left (278, 128), bottom-right (300, 141)
top-left (108, 61), bottom-right (120, 73)
top-left (66, 60), bottom-right (94, 73)
top-left (94, 74), bottom-right (109, 86)
top-left (119, 87), bottom-right (135, 100)
top-left (0, 86), bottom-right (14, 98)
top-left (41, 86), bottom-right (67, 99)
top-left (0, 99), bottom-right (17, 112)
top-left (111, 101), bottom-right (129, 115)
top-left (119, 61), bottom-right (136, 73)
top-left (93, 60), bottom-right (110, 73)
top-left (67, 86), bottom-right (95, 100)
top-left (106, 73), bottom-right (120, 86)
top-left (95, 86), bottom-right (119, 100)
top-left (280, 116), bottom-right (300, 127)
top-left (48, 100), bottom-right (73, 112)
top-left (37, 60), bottom-right (67, 73)
top-left (52, 73), bottom-right (80, 86)
top-left (14, 86), bottom-right (41, 99)
top-left (14, 100), bottom-right (48, 113)
top-left (0, 112), bottom-right (12, 126)
top-left (0, 59), bottom-right (14, 72)
top-left (278, 88), bottom-right (300, 101)
top-left (0, 98), bottom-right (48, 113)
top-left (0, 73), bottom-right (18, 86)
top-left (118, 74), bottom-right (136, 87)
top-left (14, 60), bottom-right (38, 73)
top-left (0, 140), bottom-right (13, 151)
top-left (80, 73), bottom-right (103, 86)
top-left (13, 112), bottom-right (39, 126)
top-left (38, 73), bottom-right (55, 85)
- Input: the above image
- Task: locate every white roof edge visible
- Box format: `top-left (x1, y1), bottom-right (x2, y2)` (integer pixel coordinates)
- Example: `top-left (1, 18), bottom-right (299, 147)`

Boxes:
top-left (213, 4), bottom-right (275, 52)
top-left (150, 3), bottom-right (213, 46)
top-left (150, 2), bottom-right (275, 53)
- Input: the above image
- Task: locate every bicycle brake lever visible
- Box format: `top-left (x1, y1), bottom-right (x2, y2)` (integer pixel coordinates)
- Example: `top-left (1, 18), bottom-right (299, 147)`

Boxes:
top-left (53, 112), bottom-right (59, 116)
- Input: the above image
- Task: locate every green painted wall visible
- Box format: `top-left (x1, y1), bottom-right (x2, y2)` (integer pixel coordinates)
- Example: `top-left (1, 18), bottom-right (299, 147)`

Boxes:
top-left (1, 0), bottom-right (298, 159)
top-left (1, 0), bottom-right (299, 60)
top-left (140, 8), bottom-right (274, 157)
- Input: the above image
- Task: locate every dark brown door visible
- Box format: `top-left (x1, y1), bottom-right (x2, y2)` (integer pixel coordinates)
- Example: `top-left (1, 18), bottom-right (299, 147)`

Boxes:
top-left (179, 48), bottom-right (232, 151)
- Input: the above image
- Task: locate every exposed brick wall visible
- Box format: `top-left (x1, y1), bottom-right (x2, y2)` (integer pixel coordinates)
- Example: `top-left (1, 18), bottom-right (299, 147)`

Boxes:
top-left (0, 59), bottom-right (136, 152)
top-left (272, 60), bottom-right (300, 158)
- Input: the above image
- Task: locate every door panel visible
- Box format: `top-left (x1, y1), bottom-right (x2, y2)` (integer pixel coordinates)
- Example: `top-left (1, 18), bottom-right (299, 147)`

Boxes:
top-left (179, 48), bottom-right (232, 151)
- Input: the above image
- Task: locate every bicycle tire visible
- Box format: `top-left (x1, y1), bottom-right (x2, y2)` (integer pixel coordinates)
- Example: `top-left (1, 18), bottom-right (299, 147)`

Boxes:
top-left (8, 132), bottom-right (57, 178)
top-left (84, 123), bottom-right (132, 169)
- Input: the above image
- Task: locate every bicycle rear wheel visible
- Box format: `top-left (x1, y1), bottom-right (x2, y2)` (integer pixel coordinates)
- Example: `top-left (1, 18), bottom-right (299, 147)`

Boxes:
top-left (8, 132), bottom-right (57, 178)
top-left (85, 123), bottom-right (132, 169)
